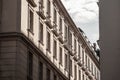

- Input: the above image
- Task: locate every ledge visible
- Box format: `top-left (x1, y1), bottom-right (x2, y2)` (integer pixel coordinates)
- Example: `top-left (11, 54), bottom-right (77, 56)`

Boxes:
top-left (27, 0), bottom-right (37, 7)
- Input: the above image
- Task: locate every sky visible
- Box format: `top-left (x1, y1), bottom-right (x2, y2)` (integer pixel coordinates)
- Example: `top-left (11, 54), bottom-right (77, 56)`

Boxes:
top-left (61, 0), bottom-right (99, 43)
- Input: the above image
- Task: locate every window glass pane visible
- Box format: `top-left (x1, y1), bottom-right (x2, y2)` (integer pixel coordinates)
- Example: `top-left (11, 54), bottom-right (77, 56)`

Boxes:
top-left (39, 62), bottom-right (43, 80)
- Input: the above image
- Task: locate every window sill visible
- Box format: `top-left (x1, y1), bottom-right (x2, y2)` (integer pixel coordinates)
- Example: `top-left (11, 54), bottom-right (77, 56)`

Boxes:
top-left (59, 62), bottom-right (63, 66)
top-left (27, 29), bottom-right (34, 35)
top-left (38, 40), bottom-right (44, 45)
top-left (46, 48), bottom-right (51, 53)
top-left (53, 56), bottom-right (57, 60)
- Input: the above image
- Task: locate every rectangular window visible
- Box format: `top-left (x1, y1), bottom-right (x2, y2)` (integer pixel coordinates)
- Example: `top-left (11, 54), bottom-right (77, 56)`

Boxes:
top-left (40, 0), bottom-right (43, 7)
top-left (79, 70), bottom-right (81, 80)
top-left (65, 54), bottom-right (68, 70)
top-left (82, 49), bottom-right (84, 63)
top-left (88, 58), bottom-right (90, 71)
top-left (74, 65), bottom-right (77, 80)
top-left (91, 63), bottom-right (93, 74)
top-left (47, 31), bottom-right (51, 52)
top-left (70, 59), bottom-right (72, 76)
top-left (58, 77), bottom-right (63, 80)
top-left (74, 39), bottom-right (76, 53)
top-left (39, 22), bottom-right (43, 44)
top-left (59, 18), bottom-right (62, 32)
top-left (69, 31), bottom-right (72, 49)
top-left (59, 47), bottom-right (62, 65)
top-left (64, 26), bottom-right (68, 40)
top-left (54, 8), bottom-right (57, 23)
top-left (46, 68), bottom-right (50, 80)
top-left (29, 10), bottom-right (34, 33)
top-left (78, 45), bottom-right (80, 58)
top-left (53, 40), bottom-right (57, 59)
top-left (27, 52), bottom-right (33, 80)
top-left (47, 0), bottom-right (51, 16)
top-left (82, 74), bottom-right (84, 80)
top-left (95, 67), bottom-right (97, 78)
top-left (85, 55), bottom-right (87, 67)
top-left (54, 74), bottom-right (57, 80)
top-left (39, 62), bottom-right (43, 80)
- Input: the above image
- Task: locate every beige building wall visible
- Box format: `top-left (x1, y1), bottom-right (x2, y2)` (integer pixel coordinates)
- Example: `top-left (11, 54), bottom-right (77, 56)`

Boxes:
top-left (100, 0), bottom-right (120, 80)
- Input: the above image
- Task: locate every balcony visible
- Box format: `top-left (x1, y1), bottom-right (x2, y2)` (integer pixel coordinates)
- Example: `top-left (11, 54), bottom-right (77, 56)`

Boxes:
top-left (77, 59), bottom-right (82, 66)
top-left (85, 67), bottom-right (89, 75)
top-left (37, 5), bottom-right (45, 19)
top-left (51, 22), bottom-right (59, 36)
top-left (69, 47), bottom-right (75, 56)
top-left (88, 75), bottom-right (93, 80)
top-left (45, 13), bottom-right (52, 28)
top-left (63, 40), bottom-right (68, 50)
top-left (81, 64), bottom-right (86, 71)
top-left (27, 0), bottom-right (37, 7)
top-left (73, 54), bottom-right (80, 61)
top-left (57, 32), bottom-right (64, 43)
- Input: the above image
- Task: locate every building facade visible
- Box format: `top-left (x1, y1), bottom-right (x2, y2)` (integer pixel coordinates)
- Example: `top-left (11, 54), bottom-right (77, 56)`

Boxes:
top-left (100, 0), bottom-right (120, 80)
top-left (0, 0), bottom-right (100, 80)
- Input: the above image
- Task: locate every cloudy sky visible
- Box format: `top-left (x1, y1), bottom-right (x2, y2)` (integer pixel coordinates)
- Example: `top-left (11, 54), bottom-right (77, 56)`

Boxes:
top-left (61, 0), bottom-right (99, 43)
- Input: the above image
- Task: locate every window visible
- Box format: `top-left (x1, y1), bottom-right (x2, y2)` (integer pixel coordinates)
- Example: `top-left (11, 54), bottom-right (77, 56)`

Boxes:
top-left (88, 58), bottom-right (90, 71)
top-left (65, 54), bottom-right (68, 70)
top-left (74, 65), bottom-right (77, 80)
top-left (39, 22), bottom-right (43, 44)
top-left (47, 0), bottom-right (51, 16)
top-left (82, 74), bottom-right (84, 80)
top-left (59, 47), bottom-right (62, 65)
top-left (64, 25), bottom-right (68, 40)
top-left (68, 31), bottom-right (72, 49)
top-left (28, 9), bottom-right (34, 33)
top-left (70, 59), bottom-right (72, 76)
top-left (91, 63), bottom-right (93, 75)
top-left (78, 45), bottom-right (80, 58)
top-left (47, 31), bottom-right (51, 52)
top-left (59, 18), bottom-right (62, 32)
top-left (53, 40), bottom-right (57, 59)
top-left (40, 0), bottom-right (43, 7)
top-left (54, 74), bottom-right (57, 80)
top-left (85, 55), bottom-right (87, 67)
top-left (74, 39), bottom-right (76, 53)
top-left (79, 70), bottom-right (81, 80)
top-left (82, 49), bottom-right (84, 63)
top-left (27, 52), bottom-right (33, 80)
top-left (54, 8), bottom-right (57, 23)
top-left (39, 62), bottom-right (43, 80)
top-left (58, 77), bottom-right (63, 80)
top-left (95, 67), bottom-right (97, 78)
top-left (46, 68), bottom-right (50, 80)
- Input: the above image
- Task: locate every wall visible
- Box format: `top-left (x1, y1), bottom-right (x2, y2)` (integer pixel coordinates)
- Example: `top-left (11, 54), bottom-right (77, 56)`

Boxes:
top-left (0, 40), bottom-right (17, 80)
top-left (1, 0), bottom-right (21, 32)
top-left (100, 0), bottom-right (120, 80)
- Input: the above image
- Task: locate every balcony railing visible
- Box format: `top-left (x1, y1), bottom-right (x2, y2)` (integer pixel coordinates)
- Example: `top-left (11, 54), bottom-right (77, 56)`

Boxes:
top-left (77, 59), bottom-right (83, 66)
top-left (81, 63), bottom-right (86, 71)
top-left (69, 47), bottom-right (75, 56)
top-left (37, 4), bottom-right (45, 19)
top-left (73, 54), bottom-right (80, 61)
top-left (57, 32), bottom-right (64, 43)
top-left (45, 13), bottom-right (52, 28)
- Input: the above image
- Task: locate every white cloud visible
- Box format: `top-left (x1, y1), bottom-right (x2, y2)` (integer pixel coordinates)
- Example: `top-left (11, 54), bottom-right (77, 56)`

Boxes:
top-left (61, 0), bottom-right (99, 43)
